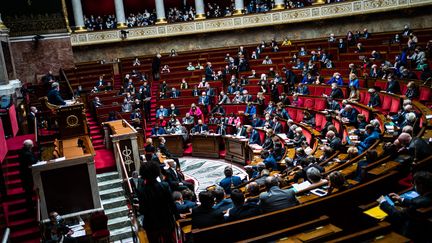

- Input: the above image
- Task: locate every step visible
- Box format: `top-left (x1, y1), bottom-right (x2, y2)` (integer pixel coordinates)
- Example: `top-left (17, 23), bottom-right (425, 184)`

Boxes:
top-left (8, 218), bottom-right (36, 229)
top-left (7, 187), bottom-right (24, 197)
top-left (10, 226), bottom-right (40, 242)
top-left (97, 171), bottom-right (120, 181)
top-left (105, 206), bottom-right (129, 219)
top-left (91, 134), bottom-right (104, 140)
top-left (5, 178), bottom-right (22, 189)
top-left (108, 216), bottom-right (131, 231)
top-left (7, 208), bottom-right (32, 222)
top-left (98, 178), bottom-right (123, 191)
top-left (102, 196), bottom-right (128, 210)
top-left (110, 226), bottom-right (134, 242)
top-left (100, 187), bottom-right (125, 200)
top-left (90, 125), bottom-right (100, 130)
top-left (94, 144), bottom-right (106, 150)
top-left (2, 161), bottom-right (19, 170)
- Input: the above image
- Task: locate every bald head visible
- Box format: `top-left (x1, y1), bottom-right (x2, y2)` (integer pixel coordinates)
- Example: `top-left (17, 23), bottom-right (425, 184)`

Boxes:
top-left (397, 132), bottom-right (412, 146)
top-left (23, 139), bottom-right (34, 149)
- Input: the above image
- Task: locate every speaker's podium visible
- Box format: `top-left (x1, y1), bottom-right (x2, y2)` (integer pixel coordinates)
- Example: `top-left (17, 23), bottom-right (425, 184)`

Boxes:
top-left (32, 101), bottom-right (101, 220)
top-left (104, 119), bottom-right (141, 178)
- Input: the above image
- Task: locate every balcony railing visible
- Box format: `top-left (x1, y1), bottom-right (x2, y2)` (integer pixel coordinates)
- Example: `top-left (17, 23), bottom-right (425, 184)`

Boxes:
top-left (70, 0), bottom-right (432, 46)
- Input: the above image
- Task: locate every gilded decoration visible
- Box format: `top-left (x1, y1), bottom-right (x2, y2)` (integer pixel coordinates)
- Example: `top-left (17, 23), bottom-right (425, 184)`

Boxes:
top-left (70, 0), bottom-right (432, 46)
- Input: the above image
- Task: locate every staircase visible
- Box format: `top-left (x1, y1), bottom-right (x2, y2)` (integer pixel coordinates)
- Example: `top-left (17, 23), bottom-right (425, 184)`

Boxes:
top-left (145, 80), bottom-right (159, 138)
top-left (1, 149), bottom-right (40, 242)
top-left (97, 171), bottom-right (134, 242)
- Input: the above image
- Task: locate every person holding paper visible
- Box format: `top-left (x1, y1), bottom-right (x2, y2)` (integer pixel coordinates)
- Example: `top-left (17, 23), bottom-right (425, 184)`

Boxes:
top-left (377, 171), bottom-right (432, 242)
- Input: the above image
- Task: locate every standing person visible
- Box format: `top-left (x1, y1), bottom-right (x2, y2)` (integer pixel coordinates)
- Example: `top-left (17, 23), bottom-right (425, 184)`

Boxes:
top-left (18, 139), bottom-right (38, 211)
top-left (152, 53), bottom-right (162, 81)
top-left (137, 161), bottom-right (179, 242)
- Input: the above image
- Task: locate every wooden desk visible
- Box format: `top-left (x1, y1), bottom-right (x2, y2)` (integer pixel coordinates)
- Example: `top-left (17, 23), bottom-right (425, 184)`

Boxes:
top-left (152, 134), bottom-right (184, 157)
top-left (224, 135), bottom-right (249, 165)
top-left (191, 134), bottom-right (221, 158)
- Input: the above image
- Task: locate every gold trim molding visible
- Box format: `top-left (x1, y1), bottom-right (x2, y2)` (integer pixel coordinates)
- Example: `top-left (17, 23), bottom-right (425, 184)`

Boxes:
top-left (70, 0), bottom-right (432, 46)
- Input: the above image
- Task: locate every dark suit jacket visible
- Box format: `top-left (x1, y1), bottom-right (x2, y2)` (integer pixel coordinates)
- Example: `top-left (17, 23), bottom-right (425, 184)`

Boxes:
top-left (168, 108), bottom-right (180, 116)
top-left (18, 148), bottom-right (38, 189)
top-left (227, 203), bottom-right (261, 222)
top-left (368, 93), bottom-right (381, 107)
top-left (205, 66), bottom-right (214, 81)
top-left (272, 122), bottom-right (283, 134)
top-left (193, 124), bottom-right (209, 133)
top-left (330, 88), bottom-right (344, 99)
top-left (248, 130), bottom-right (261, 145)
top-left (386, 80), bottom-right (401, 94)
top-left (192, 206), bottom-right (224, 229)
top-left (170, 90), bottom-right (180, 98)
top-left (47, 89), bottom-right (66, 105)
top-left (259, 186), bottom-right (299, 213)
top-left (251, 118), bottom-right (263, 128)
top-left (380, 192), bottom-right (432, 241)
top-left (329, 137), bottom-right (342, 151)
top-left (198, 96), bottom-right (210, 106)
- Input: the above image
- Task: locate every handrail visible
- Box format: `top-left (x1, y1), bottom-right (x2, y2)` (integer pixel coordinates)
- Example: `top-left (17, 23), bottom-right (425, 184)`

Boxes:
top-left (59, 68), bottom-right (75, 99)
top-left (36, 188), bottom-right (41, 223)
top-left (1, 228), bottom-right (10, 243)
top-left (114, 142), bottom-right (133, 195)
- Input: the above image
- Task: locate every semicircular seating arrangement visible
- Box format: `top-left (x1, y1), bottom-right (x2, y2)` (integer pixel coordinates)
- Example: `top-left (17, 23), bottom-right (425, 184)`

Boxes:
top-left (54, 27), bottom-right (432, 242)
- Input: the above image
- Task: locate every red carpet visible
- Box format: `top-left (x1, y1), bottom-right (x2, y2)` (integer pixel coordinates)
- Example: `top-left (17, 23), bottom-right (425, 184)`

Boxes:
top-left (2, 135), bottom-right (40, 242)
top-left (6, 134), bottom-right (35, 152)
top-left (94, 148), bottom-right (116, 173)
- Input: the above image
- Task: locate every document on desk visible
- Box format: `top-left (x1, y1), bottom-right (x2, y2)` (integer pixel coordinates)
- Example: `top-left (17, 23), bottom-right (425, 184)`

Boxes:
top-left (292, 181), bottom-right (311, 192)
top-left (364, 206), bottom-right (388, 220)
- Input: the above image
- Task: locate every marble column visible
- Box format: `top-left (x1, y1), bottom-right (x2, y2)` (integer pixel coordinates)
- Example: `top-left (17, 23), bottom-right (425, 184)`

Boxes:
top-left (114, 0), bottom-right (127, 28)
top-left (233, 0), bottom-right (244, 15)
top-left (273, 0), bottom-right (285, 10)
top-left (195, 0), bottom-right (206, 20)
top-left (71, 0), bottom-right (86, 31)
top-left (155, 0), bottom-right (167, 24)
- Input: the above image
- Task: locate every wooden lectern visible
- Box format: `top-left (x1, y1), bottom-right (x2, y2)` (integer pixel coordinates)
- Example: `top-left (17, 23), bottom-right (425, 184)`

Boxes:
top-left (32, 135), bottom-right (100, 220)
top-left (56, 103), bottom-right (88, 139)
top-left (224, 135), bottom-right (249, 164)
top-left (104, 120), bottom-right (141, 177)
top-left (152, 134), bottom-right (184, 157)
top-left (191, 133), bottom-right (221, 158)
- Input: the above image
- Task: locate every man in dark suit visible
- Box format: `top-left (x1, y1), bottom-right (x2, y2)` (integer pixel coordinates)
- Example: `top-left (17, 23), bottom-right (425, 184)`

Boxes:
top-left (95, 76), bottom-right (106, 88)
top-left (247, 126), bottom-right (261, 145)
top-left (192, 86), bottom-right (200, 97)
top-left (259, 176), bottom-right (299, 213)
top-left (192, 191), bottom-right (224, 229)
top-left (378, 171), bottom-right (432, 242)
top-left (198, 92), bottom-right (210, 106)
top-left (27, 106), bottom-right (38, 134)
top-left (129, 171), bottom-right (143, 201)
top-left (385, 76), bottom-right (401, 94)
top-left (165, 159), bottom-right (194, 192)
top-left (326, 131), bottom-right (341, 151)
top-left (170, 88), bottom-right (180, 98)
top-left (226, 189), bottom-right (261, 222)
top-left (367, 88), bottom-right (381, 108)
top-left (272, 117), bottom-right (283, 134)
top-left (47, 82), bottom-right (66, 105)
top-left (18, 140), bottom-right (38, 210)
top-left (167, 104), bottom-right (180, 117)
top-left (251, 114), bottom-right (263, 127)
top-left (205, 62), bottom-right (214, 81)
top-left (151, 123), bottom-right (166, 136)
top-left (328, 83), bottom-right (344, 99)
top-left (193, 119), bottom-right (209, 134)
top-left (262, 129), bottom-right (275, 150)
top-left (215, 123), bottom-right (227, 135)
top-left (236, 125), bottom-right (247, 137)
top-left (339, 105), bottom-right (359, 125)
top-left (211, 104), bottom-right (226, 116)
top-left (152, 53), bottom-right (161, 80)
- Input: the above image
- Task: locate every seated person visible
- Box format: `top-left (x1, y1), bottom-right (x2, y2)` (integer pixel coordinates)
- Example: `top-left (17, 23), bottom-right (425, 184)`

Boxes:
top-left (251, 114), bottom-right (263, 127)
top-left (325, 97), bottom-right (341, 114)
top-left (182, 112), bottom-right (194, 125)
top-left (244, 102), bottom-right (257, 119)
top-left (385, 76), bottom-right (401, 94)
top-left (326, 73), bottom-right (344, 86)
top-left (295, 83), bottom-right (310, 95)
top-left (327, 171), bottom-right (350, 194)
top-left (169, 88), bottom-right (180, 98)
top-left (262, 129), bottom-right (275, 150)
top-left (325, 130), bottom-right (341, 151)
top-left (151, 123), bottom-right (166, 136)
top-left (130, 108), bottom-right (142, 128)
top-left (212, 186), bottom-right (233, 214)
top-left (325, 83), bottom-right (344, 99)
top-left (156, 105), bottom-right (168, 118)
top-left (225, 189), bottom-right (261, 222)
top-left (192, 119), bottom-right (209, 134)
top-left (173, 191), bottom-right (197, 214)
top-left (339, 105), bottom-right (359, 125)
top-left (291, 93), bottom-right (304, 107)
top-left (167, 103), bottom-right (180, 117)
top-left (264, 101), bottom-right (276, 116)
top-left (353, 124), bottom-right (380, 153)
top-left (247, 126), bottom-right (261, 145)
top-left (261, 150), bottom-right (277, 171)
top-left (291, 127), bottom-right (306, 148)
top-left (215, 123), bottom-right (227, 135)
top-left (189, 103), bottom-right (203, 117)
top-left (219, 166), bottom-right (242, 195)
top-left (356, 114), bottom-right (368, 129)
top-left (377, 171), bottom-right (432, 242)
top-left (121, 98), bottom-right (132, 112)
top-left (274, 103), bottom-right (290, 120)
top-left (165, 159), bottom-right (194, 192)
top-left (259, 176), bottom-right (299, 213)
top-left (367, 88), bottom-right (381, 108)
top-left (302, 110), bottom-right (315, 127)
top-left (192, 191), bottom-right (224, 229)
top-left (211, 104), bottom-right (226, 116)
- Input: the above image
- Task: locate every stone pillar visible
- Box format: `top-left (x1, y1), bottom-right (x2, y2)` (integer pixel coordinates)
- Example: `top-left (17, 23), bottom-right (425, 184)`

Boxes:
top-left (114, 0), bottom-right (127, 28)
top-left (0, 18), bottom-right (9, 85)
top-left (273, 0), bottom-right (285, 10)
top-left (71, 0), bottom-right (86, 31)
top-left (195, 0), bottom-right (206, 20)
top-left (155, 0), bottom-right (167, 24)
top-left (233, 0), bottom-right (244, 15)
